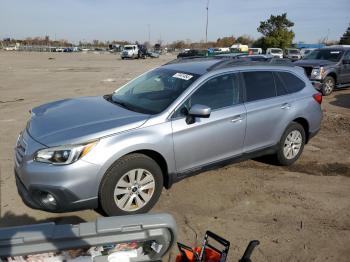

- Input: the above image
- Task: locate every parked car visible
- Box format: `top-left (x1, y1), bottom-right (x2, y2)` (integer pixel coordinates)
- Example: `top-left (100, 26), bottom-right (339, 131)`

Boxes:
top-left (15, 58), bottom-right (322, 216)
top-left (121, 45), bottom-right (139, 59)
top-left (294, 46), bottom-right (350, 95)
top-left (266, 48), bottom-right (283, 58)
top-left (177, 49), bottom-right (207, 58)
top-left (230, 44), bottom-right (249, 52)
top-left (147, 51), bottom-right (160, 58)
top-left (284, 48), bottom-right (301, 61)
top-left (248, 48), bottom-right (263, 54)
top-left (4, 46), bottom-right (17, 51)
top-left (300, 48), bottom-right (316, 58)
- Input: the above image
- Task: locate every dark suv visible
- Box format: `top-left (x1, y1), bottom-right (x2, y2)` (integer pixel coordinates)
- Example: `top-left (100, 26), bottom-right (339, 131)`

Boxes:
top-left (294, 46), bottom-right (350, 95)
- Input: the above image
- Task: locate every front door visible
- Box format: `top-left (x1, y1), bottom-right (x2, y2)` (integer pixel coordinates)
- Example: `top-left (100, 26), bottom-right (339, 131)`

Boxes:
top-left (171, 73), bottom-right (246, 173)
top-left (339, 50), bottom-right (350, 84)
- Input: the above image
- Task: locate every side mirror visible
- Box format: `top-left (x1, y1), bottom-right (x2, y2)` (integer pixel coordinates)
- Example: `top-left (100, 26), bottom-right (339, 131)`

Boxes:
top-left (186, 104), bottom-right (211, 124)
top-left (342, 59), bottom-right (350, 65)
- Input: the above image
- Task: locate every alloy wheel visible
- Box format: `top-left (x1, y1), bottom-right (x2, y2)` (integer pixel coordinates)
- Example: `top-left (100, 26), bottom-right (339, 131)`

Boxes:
top-left (283, 130), bottom-right (303, 160)
top-left (324, 79), bottom-right (334, 94)
top-left (113, 169), bottom-right (155, 211)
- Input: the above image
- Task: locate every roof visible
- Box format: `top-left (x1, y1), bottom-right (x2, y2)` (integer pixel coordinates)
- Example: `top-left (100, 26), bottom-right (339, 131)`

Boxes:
top-left (162, 56), bottom-right (295, 75)
top-left (320, 45), bottom-right (350, 50)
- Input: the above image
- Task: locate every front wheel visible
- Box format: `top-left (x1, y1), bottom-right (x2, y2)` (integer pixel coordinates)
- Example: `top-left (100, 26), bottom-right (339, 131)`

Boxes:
top-left (275, 122), bottom-right (306, 166)
top-left (99, 154), bottom-right (163, 216)
top-left (321, 76), bottom-right (335, 96)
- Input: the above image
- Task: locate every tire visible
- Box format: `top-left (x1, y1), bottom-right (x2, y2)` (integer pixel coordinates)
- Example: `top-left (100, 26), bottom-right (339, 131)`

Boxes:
top-left (321, 76), bottom-right (335, 96)
top-left (275, 122), bottom-right (306, 166)
top-left (99, 154), bottom-right (163, 216)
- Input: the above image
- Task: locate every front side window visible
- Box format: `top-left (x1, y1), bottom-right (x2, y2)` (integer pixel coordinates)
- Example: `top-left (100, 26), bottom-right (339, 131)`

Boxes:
top-left (242, 71), bottom-right (276, 102)
top-left (111, 68), bottom-right (199, 114)
top-left (343, 51), bottom-right (350, 60)
top-left (271, 49), bottom-right (282, 54)
top-left (174, 73), bottom-right (241, 118)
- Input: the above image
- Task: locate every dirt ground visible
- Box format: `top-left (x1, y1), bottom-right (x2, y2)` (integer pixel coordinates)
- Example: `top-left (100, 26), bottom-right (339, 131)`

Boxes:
top-left (0, 51), bottom-right (349, 261)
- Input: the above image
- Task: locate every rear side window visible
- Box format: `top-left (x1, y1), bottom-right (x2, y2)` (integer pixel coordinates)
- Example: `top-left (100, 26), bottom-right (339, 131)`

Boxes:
top-left (273, 72), bottom-right (288, 96)
top-left (277, 72), bottom-right (305, 93)
top-left (242, 71), bottom-right (276, 102)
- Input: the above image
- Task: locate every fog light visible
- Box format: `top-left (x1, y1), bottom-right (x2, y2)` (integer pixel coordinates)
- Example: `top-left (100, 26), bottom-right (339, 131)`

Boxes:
top-left (40, 193), bottom-right (57, 207)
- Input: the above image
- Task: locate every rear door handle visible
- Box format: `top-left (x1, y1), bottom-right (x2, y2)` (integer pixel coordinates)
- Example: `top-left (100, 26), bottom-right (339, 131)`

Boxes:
top-left (231, 115), bottom-right (244, 123)
top-left (281, 103), bottom-right (291, 109)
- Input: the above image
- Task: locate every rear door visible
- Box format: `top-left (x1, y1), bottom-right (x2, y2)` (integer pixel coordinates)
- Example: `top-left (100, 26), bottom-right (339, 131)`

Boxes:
top-left (171, 72), bottom-right (246, 173)
top-left (242, 70), bottom-right (293, 153)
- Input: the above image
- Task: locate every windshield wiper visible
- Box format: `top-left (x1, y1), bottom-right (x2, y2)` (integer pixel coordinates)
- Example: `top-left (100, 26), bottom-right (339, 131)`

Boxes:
top-left (104, 94), bottom-right (135, 111)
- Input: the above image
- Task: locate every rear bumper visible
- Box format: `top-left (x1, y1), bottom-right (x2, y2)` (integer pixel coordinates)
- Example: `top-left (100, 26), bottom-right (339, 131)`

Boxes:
top-left (310, 80), bottom-right (323, 90)
top-left (308, 128), bottom-right (320, 142)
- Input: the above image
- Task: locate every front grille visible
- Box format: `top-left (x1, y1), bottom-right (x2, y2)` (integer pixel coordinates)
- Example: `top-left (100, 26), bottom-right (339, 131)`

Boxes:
top-left (15, 133), bottom-right (27, 165)
top-left (302, 67), bottom-right (313, 77)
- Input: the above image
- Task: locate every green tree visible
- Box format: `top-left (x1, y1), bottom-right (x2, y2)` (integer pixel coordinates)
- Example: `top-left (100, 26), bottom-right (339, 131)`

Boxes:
top-left (257, 13), bottom-right (295, 50)
top-left (216, 36), bottom-right (236, 47)
top-left (236, 35), bottom-right (255, 46)
top-left (339, 23), bottom-right (350, 45)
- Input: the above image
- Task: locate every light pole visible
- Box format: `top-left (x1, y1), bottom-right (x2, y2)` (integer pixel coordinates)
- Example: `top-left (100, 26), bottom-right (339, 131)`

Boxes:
top-left (205, 0), bottom-right (209, 43)
top-left (147, 24), bottom-right (151, 44)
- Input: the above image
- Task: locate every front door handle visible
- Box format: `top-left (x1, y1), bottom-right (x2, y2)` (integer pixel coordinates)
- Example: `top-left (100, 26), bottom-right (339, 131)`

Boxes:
top-left (281, 103), bottom-right (291, 109)
top-left (231, 115), bottom-right (244, 123)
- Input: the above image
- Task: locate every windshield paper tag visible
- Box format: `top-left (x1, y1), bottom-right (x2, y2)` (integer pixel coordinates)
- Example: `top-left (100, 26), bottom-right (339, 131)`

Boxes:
top-left (173, 73), bottom-right (193, 80)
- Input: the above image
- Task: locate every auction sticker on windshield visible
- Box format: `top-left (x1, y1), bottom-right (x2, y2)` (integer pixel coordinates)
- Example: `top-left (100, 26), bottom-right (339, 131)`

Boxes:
top-left (173, 72), bottom-right (193, 81)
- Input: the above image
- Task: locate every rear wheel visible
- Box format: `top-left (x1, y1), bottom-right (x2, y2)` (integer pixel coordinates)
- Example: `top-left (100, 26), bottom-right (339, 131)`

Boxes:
top-left (321, 76), bottom-right (335, 96)
top-left (275, 122), bottom-right (306, 166)
top-left (99, 154), bottom-right (163, 216)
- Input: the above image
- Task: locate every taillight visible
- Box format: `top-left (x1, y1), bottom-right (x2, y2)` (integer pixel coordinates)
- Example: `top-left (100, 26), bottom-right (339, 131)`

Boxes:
top-left (313, 93), bottom-right (322, 104)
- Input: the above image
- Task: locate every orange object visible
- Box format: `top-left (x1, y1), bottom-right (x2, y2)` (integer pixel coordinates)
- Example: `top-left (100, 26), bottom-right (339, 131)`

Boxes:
top-left (176, 247), bottom-right (221, 262)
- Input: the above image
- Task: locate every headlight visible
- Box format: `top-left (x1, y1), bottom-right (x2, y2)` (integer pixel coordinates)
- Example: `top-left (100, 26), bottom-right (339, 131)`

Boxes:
top-left (34, 141), bottom-right (98, 165)
top-left (311, 67), bottom-right (324, 79)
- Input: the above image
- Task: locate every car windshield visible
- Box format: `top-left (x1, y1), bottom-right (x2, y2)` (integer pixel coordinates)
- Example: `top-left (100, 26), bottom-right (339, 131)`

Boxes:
top-left (289, 49), bottom-right (299, 54)
top-left (124, 46), bottom-right (133, 50)
top-left (304, 49), bottom-right (344, 62)
top-left (271, 49), bottom-right (282, 53)
top-left (111, 68), bottom-right (200, 114)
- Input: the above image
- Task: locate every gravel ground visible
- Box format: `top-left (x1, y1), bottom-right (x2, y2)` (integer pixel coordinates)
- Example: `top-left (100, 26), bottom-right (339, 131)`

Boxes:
top-left (0, 51), bottom-right (349, 261)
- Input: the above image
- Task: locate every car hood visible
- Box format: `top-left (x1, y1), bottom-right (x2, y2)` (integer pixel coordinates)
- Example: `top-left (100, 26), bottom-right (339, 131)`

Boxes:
top-left (294, 59), bottom-right (336, 67)
top-left (28, 96), bottom-right (149, 146)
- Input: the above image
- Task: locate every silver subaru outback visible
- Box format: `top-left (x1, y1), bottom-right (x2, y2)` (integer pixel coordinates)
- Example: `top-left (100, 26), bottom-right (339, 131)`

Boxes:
top-left (15, 58), bottom-right (322, 216)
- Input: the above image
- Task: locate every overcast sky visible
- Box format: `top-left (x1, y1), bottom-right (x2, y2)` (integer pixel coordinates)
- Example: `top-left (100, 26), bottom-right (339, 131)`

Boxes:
top-left (0, 0), bottom-right (349, 44)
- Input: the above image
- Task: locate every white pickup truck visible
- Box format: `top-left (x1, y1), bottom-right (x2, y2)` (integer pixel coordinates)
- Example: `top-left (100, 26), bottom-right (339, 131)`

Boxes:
top-left (121, 45), bottom-right (139, 59)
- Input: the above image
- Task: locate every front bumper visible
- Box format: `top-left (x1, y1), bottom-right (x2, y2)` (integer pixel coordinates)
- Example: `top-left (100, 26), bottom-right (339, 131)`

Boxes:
top-left (121, 52), bottom-right (134, 58)
top-left (15, 171), bottom-right (98, 212)
top-left (14, 129), bottom-right (100, 212)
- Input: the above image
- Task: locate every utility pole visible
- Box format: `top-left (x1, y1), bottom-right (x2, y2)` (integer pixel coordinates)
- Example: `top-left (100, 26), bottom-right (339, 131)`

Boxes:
top-left (147, 24), bottom-right (151, 44)
top-left (205, 0), bottom-right (209, 43)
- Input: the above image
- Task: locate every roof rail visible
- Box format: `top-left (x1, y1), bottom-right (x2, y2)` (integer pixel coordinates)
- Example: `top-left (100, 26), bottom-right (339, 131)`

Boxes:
top-left (163, 55), bottom-right (295, 70)
top-left (163, 56), bottom-right (217, 65)
top-left (207, 57), bottom-right (295, 71)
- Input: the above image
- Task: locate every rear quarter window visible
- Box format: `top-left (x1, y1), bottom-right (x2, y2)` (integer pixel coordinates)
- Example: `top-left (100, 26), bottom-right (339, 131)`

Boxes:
top-left (277, 72), bottom-right (305, 93)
